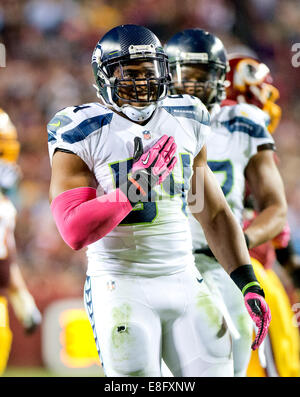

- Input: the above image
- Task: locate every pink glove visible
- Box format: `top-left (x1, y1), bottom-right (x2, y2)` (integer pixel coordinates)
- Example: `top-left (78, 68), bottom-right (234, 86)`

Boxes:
top-left (132, 134), bottom-right (177, 184)
top-left (244, 292), bottom-right (271, 350)
top-left (121, 135), bottom-right (177, 205)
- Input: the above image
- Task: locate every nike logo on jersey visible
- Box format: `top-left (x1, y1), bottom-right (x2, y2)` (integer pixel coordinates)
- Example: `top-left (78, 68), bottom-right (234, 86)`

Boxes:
top-left (142, 152), bottom-right (150, 165)
top-left (196, 278), bottom-right (203, 283)
top-left (49, 121), bottom-right (61, 127)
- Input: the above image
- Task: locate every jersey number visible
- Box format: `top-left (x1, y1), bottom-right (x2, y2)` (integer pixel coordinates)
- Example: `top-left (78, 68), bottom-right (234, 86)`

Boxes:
top-left (109, 154), bottom-right (191, 225)
top-left (207, 160), bottom-right (234, 197)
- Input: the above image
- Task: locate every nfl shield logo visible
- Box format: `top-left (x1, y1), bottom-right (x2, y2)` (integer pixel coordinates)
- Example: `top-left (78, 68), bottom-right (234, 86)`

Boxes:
top-left (107, 280), bottom-right (116, 291)
top-left (142, 130), bottom-right (151, 140)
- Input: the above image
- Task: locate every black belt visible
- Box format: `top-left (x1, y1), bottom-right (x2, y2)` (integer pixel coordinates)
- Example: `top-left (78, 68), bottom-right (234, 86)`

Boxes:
top-left (194, 246), bottom-right (216, 259)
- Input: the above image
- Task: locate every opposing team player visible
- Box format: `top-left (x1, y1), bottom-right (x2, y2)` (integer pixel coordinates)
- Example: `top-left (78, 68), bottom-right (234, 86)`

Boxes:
top-left (0, 108), bottom-right (42, 375)
top-left (165, 29), bottom-right (287, 377)
top-left (227, 54), bottom-right (300, 377)
top-left (226, 55), bottom-right (281, 135)
top-left (47, 24), bottom-right (270, 377)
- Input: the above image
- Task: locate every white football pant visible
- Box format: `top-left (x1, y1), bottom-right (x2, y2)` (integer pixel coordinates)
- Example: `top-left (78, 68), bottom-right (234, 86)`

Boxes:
top-left (194, 254), bottom-right (253, 377)
top-left (84, 264), bottom-right (233, 377)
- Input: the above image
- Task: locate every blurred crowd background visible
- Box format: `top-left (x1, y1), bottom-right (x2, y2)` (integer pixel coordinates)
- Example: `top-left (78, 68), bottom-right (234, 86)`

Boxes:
top-left (0, 0), bottom-right (300, 368)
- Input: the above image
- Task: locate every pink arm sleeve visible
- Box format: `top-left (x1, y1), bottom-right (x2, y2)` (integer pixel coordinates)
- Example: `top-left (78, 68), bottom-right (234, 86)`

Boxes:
top-left (50, 187), bottom-right (132, 250)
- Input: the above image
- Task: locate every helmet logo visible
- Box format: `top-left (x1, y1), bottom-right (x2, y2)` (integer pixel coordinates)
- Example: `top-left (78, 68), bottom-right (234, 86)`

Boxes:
top-left (235, 58), bottom-right (269, 88)
top-left (92, 44), bottom-right (103, 65)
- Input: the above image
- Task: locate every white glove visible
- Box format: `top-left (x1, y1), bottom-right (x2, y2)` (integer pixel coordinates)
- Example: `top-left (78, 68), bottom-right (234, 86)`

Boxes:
top-left (9, 289), bottom-right (42, 334)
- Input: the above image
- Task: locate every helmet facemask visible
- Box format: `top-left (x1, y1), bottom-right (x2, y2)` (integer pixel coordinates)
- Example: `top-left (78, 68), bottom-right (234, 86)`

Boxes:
top-left (170, 62), bottom-right (227, 108)
top-left (107, 58), bottom-right (169, 105)
top-left (93, 47), bottom-right (170, 121)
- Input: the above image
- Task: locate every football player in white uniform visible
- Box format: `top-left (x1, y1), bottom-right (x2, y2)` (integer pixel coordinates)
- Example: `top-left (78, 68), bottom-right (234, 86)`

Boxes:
top-left (165, 29), bottom-right (287, 377)
top-left (48, 24), bottom-right (270, 377)
top-left (0, 108), bottom-right (42, 375)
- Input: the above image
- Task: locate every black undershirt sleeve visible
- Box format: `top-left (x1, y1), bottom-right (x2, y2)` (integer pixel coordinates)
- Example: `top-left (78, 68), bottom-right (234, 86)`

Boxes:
top-left (54, 148), bottom-right (76, 155)
top-left (257, 143), bottom-right (276, 152)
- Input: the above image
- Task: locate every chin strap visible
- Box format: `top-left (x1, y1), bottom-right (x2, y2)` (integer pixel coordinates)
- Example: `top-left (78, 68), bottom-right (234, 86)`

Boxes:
top-left (93, 83), bottom-right (159, 122)
top-left (117, 103), bottom-right (157, 122)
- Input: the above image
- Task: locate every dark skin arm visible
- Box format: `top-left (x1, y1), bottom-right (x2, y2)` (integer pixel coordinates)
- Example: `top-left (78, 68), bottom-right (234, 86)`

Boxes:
top-left (244, 150), bottom-right (287, 249)
top-left (189, 145), bottom-right (251, 274)
top-left (49, 151), bottom-right (98, 202)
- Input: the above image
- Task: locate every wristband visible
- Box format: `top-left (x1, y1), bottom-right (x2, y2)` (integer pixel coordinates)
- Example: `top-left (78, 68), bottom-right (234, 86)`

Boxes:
top-left (230, 264), bottom-right (264, 297)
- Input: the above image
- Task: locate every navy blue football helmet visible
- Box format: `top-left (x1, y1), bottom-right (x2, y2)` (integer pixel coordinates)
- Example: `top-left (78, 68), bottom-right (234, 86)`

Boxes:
top-left (92, 24), bottom-right (170, 120)
top-left (165, 29), bottom-right (229, 108)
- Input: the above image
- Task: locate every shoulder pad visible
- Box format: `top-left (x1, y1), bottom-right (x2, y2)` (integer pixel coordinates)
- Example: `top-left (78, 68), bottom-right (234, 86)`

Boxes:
top-left (162, 94), bottom-right (210, 125)
top-left (47, 103), bottom-right (113, 144)
top-left (218, 103), bottom-right (270, 138)
top-left (222, 103), bottom-right (266, 125)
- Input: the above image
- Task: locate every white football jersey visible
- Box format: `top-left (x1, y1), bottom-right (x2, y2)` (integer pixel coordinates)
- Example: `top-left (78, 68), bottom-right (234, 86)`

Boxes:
top-left (47, 95), bottom-right (211, 276)
top-left (189, 103), bottom-right (275, 250)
